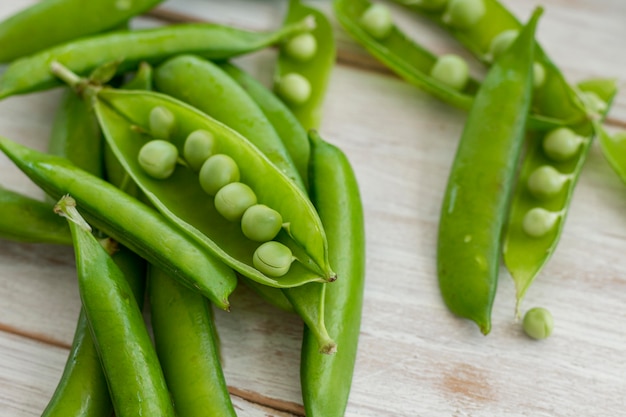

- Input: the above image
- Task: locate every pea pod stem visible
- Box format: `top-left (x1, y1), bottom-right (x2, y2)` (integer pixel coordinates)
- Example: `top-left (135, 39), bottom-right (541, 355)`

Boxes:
top-left (437, 8), bottom-right (541, 334)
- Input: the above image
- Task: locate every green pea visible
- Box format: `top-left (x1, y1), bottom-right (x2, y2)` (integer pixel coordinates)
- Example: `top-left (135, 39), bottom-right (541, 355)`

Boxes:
top-left (214, 182), bottom-right (257, 222)
top-left (533, 62), bottom-right (546, 89)
top-left (276, 73), bottom-right (312, 106)
top-left (527, 165), bottom-right (568, 200)
top-left (430, 54), bottom-right (469, 91)
top-left (442, 0), bottom-right (486, 29)
top-left (253, 241), bottom-right (294, 277)
top-left (199, 154), bottom-right (240, 196)
top-left (149, 106), bottom-right (176, 139)
top-left (543, 127), bottom-right (584, 161)
top-left (522, 208), bottom-right (560, 238)
top-left (359, 3), bottom-right (394, 40)
top-left (580, 90), bottom-right (607, 115)
top-left (137, 139), bottom-right (178, 180)
top-left (487, 30), bottom-right (519, 61)
top-left (284, 33), bottom-right (318, 62)
top-left (407, 0), bottom-right (449, 11)
top-left (523, 307), bottom-right (553, 340)
top-left (183, 129), bottom-right (215, 172)
top-left (241, 204), bottom-right (283, 242)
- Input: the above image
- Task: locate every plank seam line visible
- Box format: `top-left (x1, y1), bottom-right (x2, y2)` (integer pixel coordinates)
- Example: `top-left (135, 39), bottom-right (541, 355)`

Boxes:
top-left (228, 386), bottom-right (305, 417)
top-left (0, 324), bottom-right (71, 350)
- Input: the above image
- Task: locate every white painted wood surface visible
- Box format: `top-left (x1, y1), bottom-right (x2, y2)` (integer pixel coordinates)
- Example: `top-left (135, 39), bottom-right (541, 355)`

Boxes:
top-left (1, 0), bottom-right (626, 416)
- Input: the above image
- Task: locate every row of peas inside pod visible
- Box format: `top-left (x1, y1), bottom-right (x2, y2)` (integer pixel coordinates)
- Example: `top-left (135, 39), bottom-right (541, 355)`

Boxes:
top-left (358, 0), bottom-right (546, 93)
top-left (137, 106), bottom-right (294, 277)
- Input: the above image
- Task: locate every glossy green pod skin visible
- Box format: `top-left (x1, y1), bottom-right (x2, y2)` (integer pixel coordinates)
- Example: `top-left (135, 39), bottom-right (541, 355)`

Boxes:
top-left (391, 0), bottom-right (588, 127)
top-left (122, 62), bottom-right (154, 91)
top-left (220, 62), bottom-right (310, 190)
top-left (0, 0), bottom-right (164, 63)
top-left (55, 196), bottom-right (175, 417)
top-left (154, 55), bottom-right (305, 190)
top-left (0, 187), bottom-right (71, 244)
top-left (42, 243), bottom-right (146, 417)
top-left (149, 267), bottom-right (237, 417)
top-left (48, 89), bottom-right (103, 178)
top-left (0, 135), bottom-right (237, 310)
top-left (437, 9), bottom-right (540, 334)
top-left (94, 88), bottom-right (334, 287)
top-left (275, 0), bottom-right (336, 130)
top-left (0, 17), bottom-right (314, 99)
top-left (301, 131), bottom-right (365, 416)
top-left (503, 79), bottom-right (618, 311)
top-left (598, 123), bottom-right (626, 185)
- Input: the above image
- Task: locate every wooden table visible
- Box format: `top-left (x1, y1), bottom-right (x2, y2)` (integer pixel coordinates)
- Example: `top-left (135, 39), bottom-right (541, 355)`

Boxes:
top-left (2, 0), bottom-right (626, 415)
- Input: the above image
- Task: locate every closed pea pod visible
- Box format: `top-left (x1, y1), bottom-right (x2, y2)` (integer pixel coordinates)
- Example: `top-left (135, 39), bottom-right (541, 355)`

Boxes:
top-left (437, 9), bottom-right (540, 334)
top-left (275, 0), bottom-right (336, 130)
top-left (0, 135), bottom-right (237, 309)
top-left (0, 17), bottom-right (314, 100)
top-left (55, 195), bottom-right (175, 417)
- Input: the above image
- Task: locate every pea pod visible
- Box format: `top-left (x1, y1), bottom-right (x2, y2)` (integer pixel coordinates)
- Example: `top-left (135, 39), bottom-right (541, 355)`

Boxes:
top-left (88, 86), bottom-right (334, 287)
top-left (54, 195), bottom-right (175, 417)
top-left (219, 62), bottom-right (311, 189)
top-left (42, 242), bottom-right (146, 417)
top-left (149, 267), bottom-right (237, 417)
top-left (503, 78), bottom-right (618, 312)
top-left (0, 17), bottom-right (314, 100)
top-left (437, 8), bottom-right (540, 334)
top-left (0, 135), bottom-right (237, 309)
top-left (0, 187), bottom-right (71, 245)
top-left (598, 125), bottom-right (626, 186)
top-left (390, 0), bottom-right (589, 127)
top-left (274, 0), bottom-right (336, 130)
top-left (153, 55), bottom-right (305, 190)
top-left (0, 0), bottom-right (163, 63)
top-left (300, 131), bottom-right (366, 416)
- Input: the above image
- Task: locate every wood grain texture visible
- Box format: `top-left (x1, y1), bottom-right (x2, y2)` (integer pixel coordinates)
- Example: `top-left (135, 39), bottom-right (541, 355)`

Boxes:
top-left (1, 0), bottom-right (626, 416)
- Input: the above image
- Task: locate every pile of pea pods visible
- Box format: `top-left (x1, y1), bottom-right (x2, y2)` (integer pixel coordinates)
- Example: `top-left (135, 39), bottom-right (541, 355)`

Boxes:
top-left (335, 0), bottom-right (626, 338)
top-left (0, 0), bottom-right (366, 416)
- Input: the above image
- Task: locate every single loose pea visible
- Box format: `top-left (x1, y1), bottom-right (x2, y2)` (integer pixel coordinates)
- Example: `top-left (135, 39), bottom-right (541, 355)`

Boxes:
top-left (360, 3), bottom-right (394, 40)
top-left (137, 139), bottom-right (179, 180)
top-left (442, 0), bottom-right (485, 29)
top-left (149, 106), bottom-right (176, 139)
top-left (523, 307), bottom-right (553, 340)
top-left (214, 182), bottom-right (257, 222)
top-left (184, 129), bottom-right (216, 172)
top-left (253, 241), bottom-right (294, 277)
top-left (522, 207), bottom-right (560, 238)
top-left (533, 62), bottom-right (546, 89)
top-left (199, 154), bottom-right (240, 196)
top-left (543, 127), bottom-right (584, 161)
top-left (284, 33), bottom-right (318, 62)
top-left (487, 30), bottom-right (518, 61)
top-left (430, 54), bottom-right (469, 91)
top-left (408, 0), bottom-right (449, 11)
top-left (527, 165), bottom-right (568, 200)
top-left (241, 204), bottom-right (283, 242)
top-left (276, 73), bottom-right (312, 106)
top-left (580, 91), bottom-right (607, 115)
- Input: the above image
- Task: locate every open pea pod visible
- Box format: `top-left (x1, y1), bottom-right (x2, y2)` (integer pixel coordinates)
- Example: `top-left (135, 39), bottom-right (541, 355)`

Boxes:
top-left (503, 78), bottom-right (618, 312)
top-left (391, 0), bottom-right (589, 127)
top-left (95, 88), bottom-right (334, 288)
top-left (274, 0), bottom-right (336, 130)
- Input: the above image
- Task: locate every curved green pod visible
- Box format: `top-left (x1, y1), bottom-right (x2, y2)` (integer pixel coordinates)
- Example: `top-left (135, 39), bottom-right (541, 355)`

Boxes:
top-left (300, 131), bottom-right (366, 416)
top-left (42, 243), bottom-right (146, 417)
top-left (55, 196), bottom-right (175, 417)
top-left (0, 0), bottom-right (163, 63)
top-left (149, 267), bottom-right (237, 417)
top-left (437, 9), bottom-right (540, 335)
top-left (219, 62), bottom-right (311, 190)
top-left (0, 187), bottom-right (71, 245)
top-left (0, 135), bottom-right (237, 310)
top-left (275, 0), bottom-right (336, 130)
top-left (503, 78), bottom-right (618, 312)
top-left (93, 88), bottom-right (334, 287)
top-left (154, 55), bottom-right (305, 190)
top-left (0, 17), bottom-right (314, 100)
